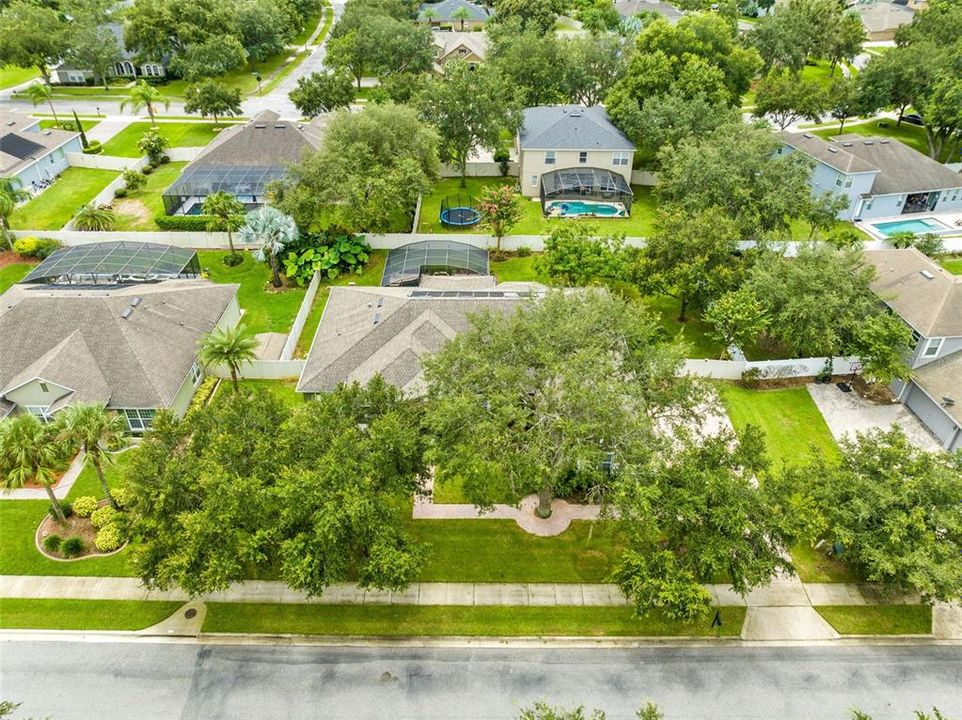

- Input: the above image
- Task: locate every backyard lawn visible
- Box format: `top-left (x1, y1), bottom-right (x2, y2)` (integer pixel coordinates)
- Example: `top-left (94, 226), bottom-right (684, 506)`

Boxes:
top-left (0, 262), bottom-right (32, 294)
top-left (418, 178), bottom-right (659, 237)
top-left (198, 250), bottom-right (307, 334)
top-left (0, 64), bottom-right (38, 90)
top-left (212, 379), bottom-right (301, 405)
top-left (113, 162), bottom-right (186, 231)
top-left (940, 256), bottom-right (962, 275)
top-left (10, 167), bottom-right (118, 230)
top-left (815, 605), bottom-right (932, 635)
top-left (0, 598), bottom-right (182, 631)
top-left (101, 122), bottom-right (228, 157)
top-left (205, 603), bottom-right (745, 637)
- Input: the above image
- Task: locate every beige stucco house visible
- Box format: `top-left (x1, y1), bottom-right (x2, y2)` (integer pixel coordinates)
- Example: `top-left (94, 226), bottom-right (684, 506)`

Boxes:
top-left (432, 32), bottom-right (488, 73)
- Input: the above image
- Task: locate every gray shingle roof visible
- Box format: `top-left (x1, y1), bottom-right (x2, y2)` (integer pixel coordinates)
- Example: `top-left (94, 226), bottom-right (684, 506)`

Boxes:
top-left (0, 279), bottom-right (238, 411)
top-left (615, 0), bottom-right (683, 21)
top-left (519, 106), bottom-right (635, 151)
top-left (188, 110), bottom-right (325, 168)
top-left (0, 109), bottom-right (79, 176)
top-left (297, 284), bottom-right (547, 394)
top-left (864, 248), bottom-right (962, 337)
top-left (777, 131), bottom-right (879, 175)
top-left (912, 352), bottom-right (962, 426)
top-left (418, 0), bottom-right (490, 22)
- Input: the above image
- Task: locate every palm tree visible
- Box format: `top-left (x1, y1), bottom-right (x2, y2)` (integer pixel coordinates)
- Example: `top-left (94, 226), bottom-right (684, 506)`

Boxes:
top-left (238, 206), bottom-right (298, 288)
top-left (120, 80), bottom-right (170, 125)
top-left (73, 204), bottom-right (116, 231)
top-left (198, 325), bottom-right (258, 392)
top-left (422, 7), bottom-right (439, 25)
top-left (203, 192), bottom-right (246, 260)
top-left (24, 82), bottom-right (59, 126)
top-left (0, 178), bottom-right (29, 250)
top-left (0, 414), bottom-right (65, 522)
top-left (452, 6), bottom-right (471, 30)
top-left (58, 403), bottom-right (126, 509)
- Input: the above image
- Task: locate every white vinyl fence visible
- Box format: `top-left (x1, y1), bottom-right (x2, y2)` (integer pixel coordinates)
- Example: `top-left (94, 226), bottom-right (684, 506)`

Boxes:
top-left (280, 271), bottom-right (321, 362)
top-left (66, 153), bottom-right (146, 172)
top-left (440, 161), bottom-right (519, 178)
top-left (207, 360), bottom-right (306, 381)
top-left (682, 356), bottom-right (861, 380)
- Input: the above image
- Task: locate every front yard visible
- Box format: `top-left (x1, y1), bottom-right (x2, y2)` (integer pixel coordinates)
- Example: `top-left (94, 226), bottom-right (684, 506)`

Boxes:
top-left (816, 605), bottom-right (932, 635)
top-left (113, 162), bottom-right (186, 231)
top-left (0, 262), bottom-right (32, 294)
top-left (10, 167), bottom-right (118, 230)
top-left (418, 178), bottom-right (658, 237)
top-left (101, 122), bottom-right (228, 157)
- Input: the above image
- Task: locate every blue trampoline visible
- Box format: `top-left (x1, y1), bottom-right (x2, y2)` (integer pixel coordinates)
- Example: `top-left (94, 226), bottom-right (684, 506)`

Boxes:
top-left (440, 194), bottom-right (481, 227)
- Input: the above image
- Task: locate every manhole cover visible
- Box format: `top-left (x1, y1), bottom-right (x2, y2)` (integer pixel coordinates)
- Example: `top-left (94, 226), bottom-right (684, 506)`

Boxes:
top-left (184, 608), bottom-right (197, 619)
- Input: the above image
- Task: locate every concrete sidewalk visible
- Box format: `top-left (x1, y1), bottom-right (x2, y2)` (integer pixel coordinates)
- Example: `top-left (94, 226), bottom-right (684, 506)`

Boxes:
top-left (0, 452), bottom-right (85, 501)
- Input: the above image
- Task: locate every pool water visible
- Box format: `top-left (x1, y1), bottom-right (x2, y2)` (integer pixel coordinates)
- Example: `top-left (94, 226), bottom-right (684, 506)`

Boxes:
top-left (872, 218), bottom-right (949, 236)
top-left (547, 200), bottom-right (622, 217)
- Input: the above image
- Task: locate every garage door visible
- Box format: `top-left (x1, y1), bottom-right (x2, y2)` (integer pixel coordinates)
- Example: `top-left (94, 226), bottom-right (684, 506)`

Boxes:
top-left (904, 383), bottom-right (959, 450)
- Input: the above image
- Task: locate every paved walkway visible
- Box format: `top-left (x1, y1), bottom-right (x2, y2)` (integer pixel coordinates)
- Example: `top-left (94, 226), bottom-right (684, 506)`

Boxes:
top-left (413, 492), bottom-right (605, 536)
top-left (0, 452), bottom-right (85, 501)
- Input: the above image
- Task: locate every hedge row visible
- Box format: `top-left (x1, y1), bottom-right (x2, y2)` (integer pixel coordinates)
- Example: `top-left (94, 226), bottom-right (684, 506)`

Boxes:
top-left (153, 213), bottom-right (245, 232)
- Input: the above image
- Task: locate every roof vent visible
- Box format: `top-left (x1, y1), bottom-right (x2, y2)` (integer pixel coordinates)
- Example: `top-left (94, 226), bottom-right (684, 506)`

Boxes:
top-left (253, 123), bottom-right (267, 129)
top-left (373, 313), bottom-right (381, 325)
top-left (879, 139), bottom-right (890, 144)
top-left (943, 396), bottom-right (955, 407)
top-left (802, 133), bottom-right (813, 139)
top-left (842, 142), bottom-right (853, 147)
top-left (864, 140), bottom-right (874, 145)
top-left (569, 109), bottom-right (583, 117)
top-left (274, 124), bottom-right (286, 129)
top-left (130, 296), bottom-right (141, 306)
top-left (828, 147), bottom-right (838, 153)
top-left (42, 130), bottom-right (51, 136)
top-left (120, 307), bottom-right (134, 319)
top-left (920, 270), bottom-right (934, 280)
top-left (376, 297), bottom-right (384, 307)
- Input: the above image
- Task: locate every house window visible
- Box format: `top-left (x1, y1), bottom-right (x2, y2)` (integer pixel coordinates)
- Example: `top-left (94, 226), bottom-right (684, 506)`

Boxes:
top-left (910, 329), bottom-right (921, 350)
top-left (190, 361), bottom-right (202, 385)
top-left (123, 408), bottom-right (156, 432)
top-left (544, 151), bottom-right (555, 165)
top-left (25, 405), bottom-right (51, 422)
top-left (530, 174), bottom-right (538, 187)
top-left (865, 199), bottom-right (874, 210)
top-left (39, 382), bottom-right (49, 393)
top-left (578, 151), bottom-right (588, 164)
top-left (844, 179), bottom-right (853, 188)
top-left (612, 151), bottom-right (629, 166)
top-left (835, 177), bottom-right (843, 187)
top-left (923, 337), bottom-right (943, 358)
top-left (143, 64), bottom-right (162, 78)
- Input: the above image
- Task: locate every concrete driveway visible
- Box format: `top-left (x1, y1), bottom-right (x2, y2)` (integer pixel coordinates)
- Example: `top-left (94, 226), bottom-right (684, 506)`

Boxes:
top-left (807, 382), bottom-right (942, 451)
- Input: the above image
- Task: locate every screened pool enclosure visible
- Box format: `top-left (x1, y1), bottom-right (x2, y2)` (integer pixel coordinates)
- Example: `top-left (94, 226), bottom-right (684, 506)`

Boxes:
top-left (162, 165), bottom-right (283, 215)
top-left (382, 240), bottom-right (489, 286)
top-left (22, 242), bottom-right (200, 285)
top-left (539, 167), bottom-right (633, 217)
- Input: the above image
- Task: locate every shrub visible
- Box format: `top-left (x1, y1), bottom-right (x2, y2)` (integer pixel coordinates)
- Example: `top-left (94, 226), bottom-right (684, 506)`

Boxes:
top-left (122, 168), bottom-right (147, 192)
top-left (74, 204), bottom-right (116, 231)
top-left (223, 252), bottom-right (244, 266)
top-left (94, 523), bottom-right (124, 552)
top-left (914, 233), bottom-right (945, 257)
top-left (740, 367), bottom-right (762, 389)
top-left (71, 495), bottom-right (99, 518)
top-left (13, 236), bottom-right (60, 259)
top-left (114, 187), bottom-right (128, 198)
top-left (187, 376), bottom-right (219, 417)
top-left (154, 214), bottom-right (215, 231)
top-left (283, 231), bottom-right (372, 285)
top-left (515, 245), bottom-right (532, 258)
top-left (888, 231), bottom-right (916, 249)
top-left (494, 148), bottom-right (511, 177)
top-left (90, 504), bottom-right (119, 529)
top-left (137, 127), bottom-right (170, 164)
top-left (827, 226), bottom-right (864, 250)
top-left (142, 165), bottom-right (154, 176)
top-left (48, 499), bottom-right (72, 520)
top-left (83, 140), bottom-right (103, 155)
top-left (42, 534), bottom-right (62, 552)
top-left (110, 484), bottom-right (134, 509)
top-left (159, 154), bottom-right (171, 165)
top-left (61, 536), bottom-right (85, 557)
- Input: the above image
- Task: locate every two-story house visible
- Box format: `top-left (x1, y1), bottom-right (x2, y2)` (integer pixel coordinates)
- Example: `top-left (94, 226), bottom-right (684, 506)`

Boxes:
top-left (0, 109), bottom-right (82, 191)
top-left (517, 106), bottom-right (636, 218)
top-left (432, 32), bottom-right (488, 73)
top-left (50, 23), bottom-right (166, 85)
top-left (864, 248), bottom-right (962, 452)
top-left (777, 131), bottom-right (962, 222)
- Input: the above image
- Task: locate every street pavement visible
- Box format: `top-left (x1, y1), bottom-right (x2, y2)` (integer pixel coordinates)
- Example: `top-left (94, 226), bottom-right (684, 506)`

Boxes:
top-left (2, 641), bottom-right (961, 719)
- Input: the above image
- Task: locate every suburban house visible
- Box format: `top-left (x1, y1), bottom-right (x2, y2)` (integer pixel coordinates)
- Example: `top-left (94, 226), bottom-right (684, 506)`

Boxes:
top-left (0, 242), bottom-right (240, 432)
top-left (0, 109), bottom-right (82, 191)
top-left (161, 110), bottom-right (325, 216)
top-left (864, 248), bottom-right (962, 452)
top-left (50, 23), bottom-right (166, 85)
top-left (432, 31), bottom-right (489, 73)
top-left (615, 0), bottom-right (683, 23)
top-left (851, 0), bottom-right (916, 40)
top-left (417, 0), bottom-right (491, 29)
top-left (297, 240), bottom-right (546, 396)
top-left (517, 105), bottom-right (635, 217)
top-left (777, 131), bottom-right (962, 221)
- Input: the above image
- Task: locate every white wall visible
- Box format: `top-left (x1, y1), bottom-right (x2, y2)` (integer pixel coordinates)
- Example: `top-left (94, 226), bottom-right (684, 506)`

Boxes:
top-left (207, 360), bottom-right (306, 380)
top-left (682, 356), bottom-right (861, 380)
top-left (280, 271), bottom-right (321, 362)
top-left (439, 162), bottom-right (519, 178)
top-left (66, 153), bottom-right (146, 172)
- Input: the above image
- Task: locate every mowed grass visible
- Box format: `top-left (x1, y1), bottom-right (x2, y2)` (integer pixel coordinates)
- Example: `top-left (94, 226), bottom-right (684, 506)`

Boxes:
top-left (101, 122), bottom-right (227, 157)
top-left (0, 65), bottom-right (38, 89)
top-left (418, 178), bottom-right (659, 237)
top-left (940, 256), bottom-right (962, 275)
top-left (212, 379), bottom-right (302, 405)
top-left (790, 542), bottom-right (860, 584)
top-left (294, 250), bottom-right (387, 357)
top-left (0, 598), bottom-right (182, 631)
top-left (113, 162), bottom-right (186, 230)
top-left (489, 254), bottom-right (551, 284)
top-left (408, 519), bottom-right (621, 583)
top-left (816, 605), bottom-right (932, 635)
top-left (812, 118), bottom-right (961, 163)
top-left (718, 384), bottom-right (840, 469)
top-left (0, 263), bottom-right (32, 294)
top-left (10, 167), bottom-right (118, 230)
top-left (39, 118), bottom-right (100, 132)
top-left (204, 603), bottom-right (746, 637)
top-left (643, 295), bottom-right (724, 359)
top-left (198, 250), bottom-right (306, 334)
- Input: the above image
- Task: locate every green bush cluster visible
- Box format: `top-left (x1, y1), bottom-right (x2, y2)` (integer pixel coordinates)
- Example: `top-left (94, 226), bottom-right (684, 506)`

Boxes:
top-left (94, 523), bottom-right (124, 552)
top-left (83, 140), bottom-right (103, 155)
top-left (154, 214), bottom-right (216, 231)
top-left (114, 187), bottom-right (128, 198)
top-left (48, 500), bottom-right (72, 520)
top-left (13, 236), bottom-right (60, 259)
top-left (71, 496), bottom-right (99, 518)
top-left (60, 536), bottom-right (84, 557)
top-left (110, 484), bottom-right (134, 509)
top-left (283, 231), bottom-right (371, 285)
top-left (42, 534), bottom-right (62, 552)
top-left (187, 376), bottom-right (219, 417)
top-left (90, 504), bottom-right (118, 529)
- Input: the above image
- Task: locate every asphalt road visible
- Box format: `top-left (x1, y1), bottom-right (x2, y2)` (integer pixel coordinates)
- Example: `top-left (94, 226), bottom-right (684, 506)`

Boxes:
top-left (2, 640), bottom-right (962, 719)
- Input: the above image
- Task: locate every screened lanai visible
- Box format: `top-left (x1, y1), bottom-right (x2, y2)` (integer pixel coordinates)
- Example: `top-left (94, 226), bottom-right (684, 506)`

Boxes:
top-left (162, 165), bottom-right (283, 215)
top-left (539, 167), bottom-right (633, 216)
top-left (22, 242), bottom-right (200, 285)
top-left (382, 240), bottom-right (489, 286)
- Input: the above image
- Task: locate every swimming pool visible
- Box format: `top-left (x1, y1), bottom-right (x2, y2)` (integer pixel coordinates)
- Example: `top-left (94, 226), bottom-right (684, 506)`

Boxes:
top-left (545, 200), bottom-right (627, 218)
top-left (871, 218), bottom-right (952, 236)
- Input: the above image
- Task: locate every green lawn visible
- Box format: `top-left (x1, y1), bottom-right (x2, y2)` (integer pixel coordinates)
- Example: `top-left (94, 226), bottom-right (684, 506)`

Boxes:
top-left (101, 122), bottom-right (227, 157)
top-left (816, 605), bottom-right (932, 635)
top-left (418, 178), bottom-right (658, 237)
top-left (813, 118), bottom-right (960, 163)
top-left (199, 250), bottom-right (307, 334)
top-left (161, 52), bottom-right (297, 99)
top-left (791, 542), bottom-right (860, 584)
top-left (293, 4), bottom-right (330, 45)
top-left (718, 384), bottom-right (840, 469)
top-left (113, 162), bottom-right (186, 230)
top-left (0, 598), bottom-right (181, 631)
top-left (0, 263), bottom-right (32, 294)
top-left (940, 256), bottom-right (962, 275)
top-left (10, 167), bottom-right (118, 230)
top-left (409, 519), bottom-right (621, 583)
top-left (489, 255), bottom-right (550, 283)
top-left (204, 603), bottom-right (745, 637)
top-left (212, 379), bottom-right (302, 405)
top-left (294, 251), bottom-right (387, 357)
top-left (0, 65), bottom-right (38, 90)
top-left (39, 118), bottom-right (100, 132)
top-left (643, 295), bottom-right (724, 359)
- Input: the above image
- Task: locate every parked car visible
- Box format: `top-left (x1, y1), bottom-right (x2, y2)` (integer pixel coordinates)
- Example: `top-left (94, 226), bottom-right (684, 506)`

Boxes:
top-left (902, 113), bottom-right (924, 126)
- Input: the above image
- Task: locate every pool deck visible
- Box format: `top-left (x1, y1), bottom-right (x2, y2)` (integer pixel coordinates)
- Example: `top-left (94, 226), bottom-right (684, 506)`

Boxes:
top-left (857, 210), bottom-right (962, 241)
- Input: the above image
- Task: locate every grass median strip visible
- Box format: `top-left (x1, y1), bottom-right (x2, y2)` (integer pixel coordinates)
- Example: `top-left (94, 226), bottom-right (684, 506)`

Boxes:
top-left (0, 598), bottom-right (182, 631)
top-left (203, 603), bottom-right (746, 637)
top-left (815, 605), bottom-right (932, 635)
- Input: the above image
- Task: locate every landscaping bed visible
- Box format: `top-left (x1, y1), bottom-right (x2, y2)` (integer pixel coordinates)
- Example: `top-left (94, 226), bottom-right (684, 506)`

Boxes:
top-left (815, 605), bottom-right (932, 636)
top-left (36, 499), bottom-right (127, 561)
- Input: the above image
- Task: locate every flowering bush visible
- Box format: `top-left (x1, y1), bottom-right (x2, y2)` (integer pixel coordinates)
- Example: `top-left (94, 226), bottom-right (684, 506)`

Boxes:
top-left (95, 523), bottom-right (124, 552)
top-left (90, 505), bottom-right (119, 529)
top-left (71, 496), bottom-right (99, 518)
